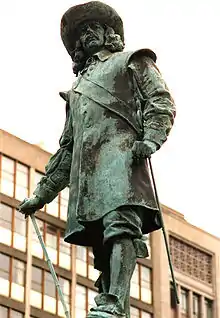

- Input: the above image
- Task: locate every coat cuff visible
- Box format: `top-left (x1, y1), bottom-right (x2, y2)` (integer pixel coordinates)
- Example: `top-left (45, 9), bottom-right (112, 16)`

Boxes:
top-left (33, 179), bottom-right (58, 204)
top-left (144, 128), bottom-right (167, 147)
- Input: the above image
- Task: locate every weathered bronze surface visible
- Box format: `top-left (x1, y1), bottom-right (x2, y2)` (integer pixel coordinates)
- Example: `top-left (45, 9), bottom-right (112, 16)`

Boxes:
top-left (18, 2), bottom-right (176, 317)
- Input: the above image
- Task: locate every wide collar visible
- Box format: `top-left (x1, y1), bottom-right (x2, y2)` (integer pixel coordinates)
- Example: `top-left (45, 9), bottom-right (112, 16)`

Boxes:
top-left (80, 49), bottom-right (113, 74)
top-left (94, 49), bottom-right (113, 61)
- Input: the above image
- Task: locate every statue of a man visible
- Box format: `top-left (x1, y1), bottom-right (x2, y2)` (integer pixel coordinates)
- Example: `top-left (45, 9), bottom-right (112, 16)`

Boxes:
top-left (18, 1), bottom-right (176, 317)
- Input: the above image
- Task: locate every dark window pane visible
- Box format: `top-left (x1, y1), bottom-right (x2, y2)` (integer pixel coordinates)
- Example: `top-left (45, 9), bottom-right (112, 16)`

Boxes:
top-left (0, 203), bottom-right (12, 223)
top-left (130, 306), bottom-right (139, 318)
top-left (205, 298), bottom-right (213, 318)
top-left (59, 277), bottom-right (70, 296)
top-left (0, 253), bottom-right (10, 279)
top-left (60, 235), bottom-right (71, 255)
top-left (1, 156), bottom-right (15, 197)
top-left (180, 288), bottom-right (189, 313)
top-left (0, 204), bottom-right (12, 245)
top-left (44, 272), bottom-right (56, 297)
top-left (32, 267), bottom-right (42, 292)
top-left (45, 224), bottom-right (57, 248)
top-left (193, 293), bottom-right (200, 316)
top-left (10, 310), bottom-right (24, 317)
top-left (0, 305), bottom-right (8, 318)
top-left (12, 259), bottom-right (25, 285)
top-left (14, 214), bottom-right (26, 235)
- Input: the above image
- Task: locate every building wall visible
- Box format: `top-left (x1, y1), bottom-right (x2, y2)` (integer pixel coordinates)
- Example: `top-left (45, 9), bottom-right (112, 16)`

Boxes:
top-left (0, 129), bottom-right (218, 317)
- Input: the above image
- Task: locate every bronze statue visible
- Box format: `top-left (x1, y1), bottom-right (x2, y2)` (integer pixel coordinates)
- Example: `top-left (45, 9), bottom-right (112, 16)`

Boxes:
top-left (18, 1), bottom-right (176, 317)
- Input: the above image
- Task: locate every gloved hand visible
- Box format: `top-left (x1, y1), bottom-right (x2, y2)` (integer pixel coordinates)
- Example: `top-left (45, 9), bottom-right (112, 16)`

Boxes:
top-left (132, 140), bottom-right (158, 161)
top-left (18, 196), bottom-right (45, 218)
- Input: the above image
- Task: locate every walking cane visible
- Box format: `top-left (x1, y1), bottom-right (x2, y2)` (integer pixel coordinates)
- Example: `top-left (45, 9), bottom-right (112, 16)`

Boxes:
top-left (148, 157), bottom-right (179, 305)
top-left (30, 214), bottom-right (71, 318)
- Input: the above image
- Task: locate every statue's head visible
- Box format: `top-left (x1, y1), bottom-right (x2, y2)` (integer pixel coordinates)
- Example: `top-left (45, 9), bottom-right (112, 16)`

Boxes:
top-left (61, 1), bottom-right (125, 75)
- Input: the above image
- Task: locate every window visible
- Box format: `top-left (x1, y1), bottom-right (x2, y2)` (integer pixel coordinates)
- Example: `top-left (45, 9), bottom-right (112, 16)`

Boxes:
top-left (0, 203), bottom-right (27, 251)
top-left (0, 306), bottom-right (24, 318)
top-left (32, 219), bottom-right (44, 259)
top-left (0, 254), bottom-right (25, 302)
top-left (15, 163), bottom-right (29, 201)
top-left (76, 245), bottom-right (87, 277)
top-left (1, 156), bottom-right (14, 196)
top-left (10, 310), bottom-right (24, 317)
top-left (140, 265), bottom-right (152, 304)
top-left (76, 247), bottom-right (99, 281)
top-left (180, 288), bottom-right (189, 314)
top-left (11, 259), bottom-right (25, 302)
top-left (88, 289), bottom-right (98, 311)
top-left (75, 284), bottom-right (99, 317)
top-left (0, 155), bottom-right (29, 200)
top-left (45, 224), bottom-right (58, 265)
top-left (13, 209), bottom-right (26, 251)
top-left (130, 306), bottom-right (139, 318)
top-left (0, 203), bottom-right (12, 245)
top-left (193, 293), bottom-right (200, 317)
top-left (131, 264), bottom-right (139, 299)
top-left (0, 253), bottom-right (10, 297)
top-left (31, 266), bottom-right (71, 317)
top-left (59, 231), bottom-right (71, 270)
top-left (44, 271), bottom-right (56, 314)
top-left (30, 266), bottom-right (43, 308)
top-left (129, 307), bottom-right (151, 318)
top-left (75, 284), bottom-right (86, 318)
top-left (31, 219), bottom-right (71, 269)
top-left (47, 196), bottom-right (59, 218)
top-left (205, 298), bottom-right (213, 318)
top-left (0, 305), bottom-right (7, 318)
top-left (131, 264), bottom-right (152, 304)
top-left (58, 278), bottom-right (71, 317)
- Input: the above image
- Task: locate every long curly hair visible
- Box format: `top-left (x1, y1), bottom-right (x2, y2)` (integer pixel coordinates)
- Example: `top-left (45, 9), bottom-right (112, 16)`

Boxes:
top-left (72, 24), bottom-right (125, 76)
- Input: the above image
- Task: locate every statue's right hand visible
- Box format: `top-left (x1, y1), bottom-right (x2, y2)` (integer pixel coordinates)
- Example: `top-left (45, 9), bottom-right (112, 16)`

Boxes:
top-left (18, 196), bottom-right (45, 218)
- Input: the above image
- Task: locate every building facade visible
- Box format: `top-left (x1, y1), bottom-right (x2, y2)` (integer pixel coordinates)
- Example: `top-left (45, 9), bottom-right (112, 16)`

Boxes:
top-left (0, 129), bottom-right (219, 318)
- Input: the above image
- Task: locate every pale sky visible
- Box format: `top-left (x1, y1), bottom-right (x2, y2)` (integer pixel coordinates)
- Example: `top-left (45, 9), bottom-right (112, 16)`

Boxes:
top-left (0, 0), bottom-right (220, 237)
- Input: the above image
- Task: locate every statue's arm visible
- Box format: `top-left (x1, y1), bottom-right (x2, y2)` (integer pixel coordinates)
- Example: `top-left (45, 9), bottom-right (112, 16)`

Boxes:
top-left (33, 92), bottom-right (73, 204)
top-left (129, 54), bottom-right (176, 150)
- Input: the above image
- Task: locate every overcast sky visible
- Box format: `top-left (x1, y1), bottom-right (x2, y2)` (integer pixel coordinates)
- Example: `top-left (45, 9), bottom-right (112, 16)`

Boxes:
top-left (0, 0), bottom-right (220, 237)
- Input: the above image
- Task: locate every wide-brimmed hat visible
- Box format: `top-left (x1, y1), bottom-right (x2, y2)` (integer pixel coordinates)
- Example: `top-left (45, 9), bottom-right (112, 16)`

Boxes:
top-left (61, 1), bottom-right (124, 56)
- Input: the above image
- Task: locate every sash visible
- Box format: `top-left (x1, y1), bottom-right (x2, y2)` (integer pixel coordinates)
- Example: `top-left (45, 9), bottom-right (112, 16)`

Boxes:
top-left (73, 76), bottom-right (142, 136)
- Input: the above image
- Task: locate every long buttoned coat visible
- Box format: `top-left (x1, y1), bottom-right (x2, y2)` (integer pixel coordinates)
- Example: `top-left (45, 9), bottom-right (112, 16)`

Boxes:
top-left (34, 49), bottom-right (176, 246)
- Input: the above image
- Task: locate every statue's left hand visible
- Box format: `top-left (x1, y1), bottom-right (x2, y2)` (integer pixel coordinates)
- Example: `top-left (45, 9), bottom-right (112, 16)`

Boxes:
top-left (18, 196), bottom-right (45, 218)
top-left (132, 140), bottom-right (157, 161)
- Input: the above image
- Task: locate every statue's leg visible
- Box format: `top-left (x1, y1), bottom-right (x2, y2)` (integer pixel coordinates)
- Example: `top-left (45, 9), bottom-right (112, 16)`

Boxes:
top-left (90, 237), bottom-right (135, 318)
top-left (108, 237), bottom-right (136, 312)
top-left (88, 208), bottom-right (148, 318)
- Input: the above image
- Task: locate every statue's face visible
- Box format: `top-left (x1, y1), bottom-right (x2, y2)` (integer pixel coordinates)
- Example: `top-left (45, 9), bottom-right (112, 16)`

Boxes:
top-left (80, 22), bottom-right (105, 54)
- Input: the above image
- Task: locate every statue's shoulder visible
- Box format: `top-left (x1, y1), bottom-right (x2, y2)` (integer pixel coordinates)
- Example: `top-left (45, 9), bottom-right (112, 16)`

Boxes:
top-left (126, 48), bottom-right (157, 64)
top-left (108, 49), bottom-right (157, 70)
top-left (59, 90), bottom-right (70, 102)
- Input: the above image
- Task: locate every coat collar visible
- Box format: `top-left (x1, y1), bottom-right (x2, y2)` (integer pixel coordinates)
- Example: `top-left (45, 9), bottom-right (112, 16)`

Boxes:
top-left (94, 49), bottom-right (113, 61)
top-left (80, 50), bottom-right (113, 75)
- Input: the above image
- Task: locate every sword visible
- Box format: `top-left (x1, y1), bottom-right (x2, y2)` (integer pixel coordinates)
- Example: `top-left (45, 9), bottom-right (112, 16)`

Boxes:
top-left (30, 213), bottom-right (71, 318)
top-left (148, 157), bottom-right (179, 305)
